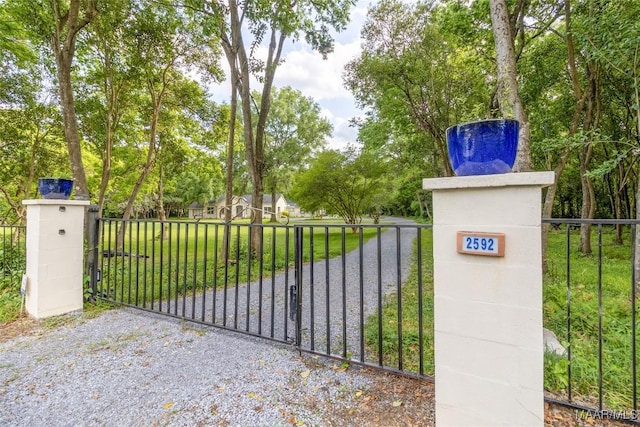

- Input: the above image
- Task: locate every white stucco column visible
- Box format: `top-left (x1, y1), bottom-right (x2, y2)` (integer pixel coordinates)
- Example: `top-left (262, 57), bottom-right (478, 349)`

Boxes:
top-left (22, 199), bottom-right (90, 319)
top-left (423, 171), bottom-right (554, 427)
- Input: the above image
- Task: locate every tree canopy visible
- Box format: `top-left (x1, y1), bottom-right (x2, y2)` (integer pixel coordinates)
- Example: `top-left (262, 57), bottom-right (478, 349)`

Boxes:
top-left (0, 0), bottom-right (637, 229)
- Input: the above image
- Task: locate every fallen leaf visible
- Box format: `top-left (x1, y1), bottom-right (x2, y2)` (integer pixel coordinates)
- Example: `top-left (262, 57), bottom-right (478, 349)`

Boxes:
top-left (355, 390), bottom-right (363, 398)
top-left (164, 402), bottom-right (174, 409)
top-left (300, 370), bottom-right (310, 379)
top-left (392, 400), bottom-right (402, 407)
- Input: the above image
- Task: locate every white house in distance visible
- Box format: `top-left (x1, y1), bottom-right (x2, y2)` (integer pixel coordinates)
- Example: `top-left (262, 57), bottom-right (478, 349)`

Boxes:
top-left (188, 194), bottom-right (300, 220)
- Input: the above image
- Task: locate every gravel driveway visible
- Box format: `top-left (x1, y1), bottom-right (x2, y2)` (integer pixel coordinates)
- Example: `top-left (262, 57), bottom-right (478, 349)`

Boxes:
top-left (1, 309), bottom-right (417, 427)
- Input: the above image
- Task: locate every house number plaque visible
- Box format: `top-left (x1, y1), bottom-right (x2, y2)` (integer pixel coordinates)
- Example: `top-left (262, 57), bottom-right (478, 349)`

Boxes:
top-left (457, 232), bottom-right (505, 257)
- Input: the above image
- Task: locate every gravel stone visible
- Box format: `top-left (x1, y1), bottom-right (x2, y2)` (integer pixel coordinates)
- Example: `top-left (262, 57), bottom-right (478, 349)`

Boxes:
top-left (1, 309), bottom-right (379, 427)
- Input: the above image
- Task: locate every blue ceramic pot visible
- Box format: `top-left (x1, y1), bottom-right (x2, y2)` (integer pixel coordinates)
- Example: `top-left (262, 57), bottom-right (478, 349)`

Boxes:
top-left (446, 119), bottom-right (519, 176)
top-left (38, 178), bottom-right (74, 200)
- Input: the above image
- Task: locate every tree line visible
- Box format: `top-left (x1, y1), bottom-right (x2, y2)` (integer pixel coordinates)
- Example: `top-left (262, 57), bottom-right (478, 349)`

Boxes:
top-left (345, 0), bottom-right (639, 255)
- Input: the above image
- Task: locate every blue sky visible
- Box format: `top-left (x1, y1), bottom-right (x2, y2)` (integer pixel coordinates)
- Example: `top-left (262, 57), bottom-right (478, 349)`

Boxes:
top-left (207, 1), bottom-right (372, 149)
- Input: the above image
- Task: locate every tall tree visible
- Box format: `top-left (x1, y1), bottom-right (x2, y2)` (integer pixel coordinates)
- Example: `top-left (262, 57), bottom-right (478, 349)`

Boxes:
top-left (488, 0), bottom-right (532, 172)
top-left (112, 1), bottom-right (218, 244)
top-left (76, 0), bottom-right (135, 215)
top-left (262, 86), bottom-right (332, 221)
top-left (8, 0), bottom-right (98, 197)
top-left (196, 0), bottom-right (353, 253)
top-left (345, 0), bottom-right (489, 177)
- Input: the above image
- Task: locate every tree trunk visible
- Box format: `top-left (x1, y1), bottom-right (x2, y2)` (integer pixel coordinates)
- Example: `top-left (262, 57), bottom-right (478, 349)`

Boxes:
top-left (221, 87), bottom-right (236, 262)
top-left (54, 52), bottom-right (90, 197)
top-left (489, 0), bottom-right (532, 172)
top-left (613, 163), bottom-right (625, 245)
top-left (271, 189), bottom-right (277, 223)
top-left (541, 1), bottom-right (590, 271)
top-left (116, 101), bottom-right (161, 247)
top-left (579, 153), bottom-right (595, 254)
top-left (220, 13), bottom-right (241, 262)
top-left (157, 165), bottom-right (167, 240)
top-left (50, 0), bottom-right (96, 197)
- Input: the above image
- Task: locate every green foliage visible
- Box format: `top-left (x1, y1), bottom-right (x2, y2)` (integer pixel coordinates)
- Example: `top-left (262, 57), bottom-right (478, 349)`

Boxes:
top-left (544, 350), bottom-right (570, 391)
top-left (543, 225), bottom-right (639, 409)
top-left (0, 233), bottom-right (26, 322)
top-left (291, 148), bottom-right (388, 224)
top-left (259, 86), bottom-right (333, 212)
top-left (364, 228), bottom-right (434, 374)
top-left (345, 0), bottom-right (492, 177)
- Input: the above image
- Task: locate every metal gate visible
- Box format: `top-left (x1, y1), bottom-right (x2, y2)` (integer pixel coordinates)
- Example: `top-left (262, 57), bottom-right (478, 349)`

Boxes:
top-left (90, 217), bottom-right (434, 378)
top-left (87, 215), bottom-right (640, 422)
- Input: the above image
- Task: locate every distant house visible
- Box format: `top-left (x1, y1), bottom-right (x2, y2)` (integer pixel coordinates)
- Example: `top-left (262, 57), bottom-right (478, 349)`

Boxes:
top-left (187, 194), bottom-right (295, 220)
top-left (187, 201), bottom-right (204, 219)
top-left (285, 201), bottom-right (301, 217)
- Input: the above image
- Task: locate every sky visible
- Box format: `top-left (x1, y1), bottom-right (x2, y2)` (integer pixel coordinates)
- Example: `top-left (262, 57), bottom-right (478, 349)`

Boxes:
top-left (206, 1), bottom-right (373, 149)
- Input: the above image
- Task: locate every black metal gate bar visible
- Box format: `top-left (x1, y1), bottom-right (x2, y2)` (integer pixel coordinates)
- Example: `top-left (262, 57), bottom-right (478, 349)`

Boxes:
top-left (417, 227), bottom-right (424, 376)
top-left (324, 226), bottom-right (330, 355)
top-left (376, 227), bottom-right (383, 367)
top-left (294, 225), bottom-right (303, 346)
top-left (633, 223), bottom-right (638, 412)
top-left (358, 228), bottom-right (364, 363)
top-left (565, 222), bottom-right (573, 402)
top-left (598, 223), bottom-right (603, 411)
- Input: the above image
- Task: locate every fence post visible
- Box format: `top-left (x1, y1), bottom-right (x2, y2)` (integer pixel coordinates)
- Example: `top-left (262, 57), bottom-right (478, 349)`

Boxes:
top-left (423, 172), bottom-right (554, 426)
top-left (85, 204), bottom-right (100, 299)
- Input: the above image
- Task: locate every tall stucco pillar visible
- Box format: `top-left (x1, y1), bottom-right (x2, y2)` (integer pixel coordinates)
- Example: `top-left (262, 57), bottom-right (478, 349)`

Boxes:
top-left (22, 199), bottom-right (90, 319)
top-left (423, 171), bottom-right (554, 427)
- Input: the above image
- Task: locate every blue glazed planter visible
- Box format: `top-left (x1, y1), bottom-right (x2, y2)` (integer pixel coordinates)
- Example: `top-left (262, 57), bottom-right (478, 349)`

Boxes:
top-left (446, 119), bottom-right (519, 176)
top-left (38, 178), bottom-right (74, 200)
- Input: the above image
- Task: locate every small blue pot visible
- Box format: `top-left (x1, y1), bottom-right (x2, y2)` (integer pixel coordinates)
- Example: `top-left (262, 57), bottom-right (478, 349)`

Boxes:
top-left (446, 119), bottom-right (519, 176)
top-left (38, 178), bottom-right (74, 200)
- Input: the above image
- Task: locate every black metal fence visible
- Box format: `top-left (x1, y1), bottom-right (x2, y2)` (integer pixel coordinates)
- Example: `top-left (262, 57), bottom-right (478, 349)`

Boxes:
top-left (91, 216), bottom-right (640, 422)
top-left (541, 218), bottom-right (639, 422)
top-left (0, 225), bottom-right (26, 292)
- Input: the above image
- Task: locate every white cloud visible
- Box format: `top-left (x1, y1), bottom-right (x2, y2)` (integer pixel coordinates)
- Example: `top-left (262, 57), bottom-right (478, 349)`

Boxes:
top-left (206, 0), bottom-right (370, 151)
top-left (274, 39), bottom-right (361, 103)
